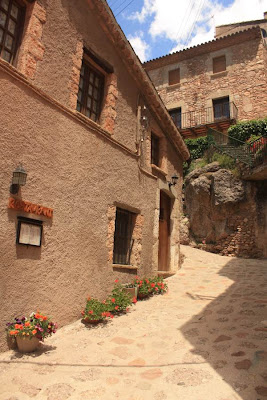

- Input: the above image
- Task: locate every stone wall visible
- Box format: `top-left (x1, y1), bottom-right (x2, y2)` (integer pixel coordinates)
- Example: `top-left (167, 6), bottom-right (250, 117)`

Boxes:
top-left (182, 163), bottom-right (267, 258)
top-left (146, 33), bottom-right (267, 124)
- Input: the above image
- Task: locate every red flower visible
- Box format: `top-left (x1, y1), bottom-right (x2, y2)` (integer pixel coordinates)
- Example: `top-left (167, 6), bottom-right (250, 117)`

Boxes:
top-left (115, 305), bottom-right (119, 310)
top-left (110, 314), bottom-right (114, 319)
top-left (89, 310), bottom-right (93, 314)
top-left (81, 311), bottom-right (85, 316)
top-left (126, 308), bottom-right (130, 312)
top-left (114, 279), bottom-right (119, 283)
top-left (151, 283), bottom-right (155, 288)
top-left (133, 297), bottom-right (137, 303)
top-left (111, 298), bottom-right (115, 303)
top-left (155, 287), bottom-right (158, 291)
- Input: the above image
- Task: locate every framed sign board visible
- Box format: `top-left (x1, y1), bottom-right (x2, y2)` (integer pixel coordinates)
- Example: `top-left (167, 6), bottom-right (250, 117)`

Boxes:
top-left (17, 217), bottom-right (43, 247)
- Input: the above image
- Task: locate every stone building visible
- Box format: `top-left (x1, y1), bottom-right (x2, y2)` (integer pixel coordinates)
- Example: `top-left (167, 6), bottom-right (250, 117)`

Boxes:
top-left (0, 0), bottom-right (189, 350)
top-left (144, 14), bottom-right (267, 138)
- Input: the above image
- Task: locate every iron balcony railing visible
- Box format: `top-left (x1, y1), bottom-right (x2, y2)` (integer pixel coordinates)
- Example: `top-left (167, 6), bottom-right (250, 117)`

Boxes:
top-left (181, 102), bottom-right (238, 129)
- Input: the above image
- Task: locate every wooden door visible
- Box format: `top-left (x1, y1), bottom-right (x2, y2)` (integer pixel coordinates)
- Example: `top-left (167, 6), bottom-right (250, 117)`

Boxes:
top-left (158, 191), bottom-right (171, 271)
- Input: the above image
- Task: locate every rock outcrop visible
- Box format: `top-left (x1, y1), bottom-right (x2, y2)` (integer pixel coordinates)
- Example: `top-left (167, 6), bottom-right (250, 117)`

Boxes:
top-left (182, 162), bottom-right (267, 258)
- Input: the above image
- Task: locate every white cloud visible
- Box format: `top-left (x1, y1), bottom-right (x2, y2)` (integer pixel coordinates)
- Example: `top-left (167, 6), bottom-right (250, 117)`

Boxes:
top-left (128, 34), bottom-right (150, 62)
top-left (131, 0), bottom-right (267, 53)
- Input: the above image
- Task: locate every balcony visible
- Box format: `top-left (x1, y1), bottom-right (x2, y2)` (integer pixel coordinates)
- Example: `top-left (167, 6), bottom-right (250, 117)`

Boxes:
top-left (179, 102), bottom-right (238, 138)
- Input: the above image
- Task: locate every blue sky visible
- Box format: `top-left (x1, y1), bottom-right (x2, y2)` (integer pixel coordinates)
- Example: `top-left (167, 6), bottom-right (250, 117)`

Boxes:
top-left (106, 0), bottom-right (267, 62)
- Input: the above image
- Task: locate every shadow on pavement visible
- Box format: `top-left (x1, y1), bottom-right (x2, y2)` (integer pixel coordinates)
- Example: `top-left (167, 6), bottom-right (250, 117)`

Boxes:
top-left (180, 257), bottom-right (267, 399)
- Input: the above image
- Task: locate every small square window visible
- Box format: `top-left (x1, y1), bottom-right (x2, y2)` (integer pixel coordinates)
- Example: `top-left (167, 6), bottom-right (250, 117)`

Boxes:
top-left (76, 57), bottom-right (104, 122)
top-left (213, 55), bottom-right (226, 74)
top-left (113, 208), bottom-right (134, 265)
top-left (0, 0), bottom-right (25, 64)
top-left (168, 68), bottom-right (180, 85)
top-left (151, 133), bottom-right (160, 166)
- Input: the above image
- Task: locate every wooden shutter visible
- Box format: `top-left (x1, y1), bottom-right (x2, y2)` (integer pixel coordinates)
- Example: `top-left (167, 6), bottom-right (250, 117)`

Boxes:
top-left (168, 68), bottom-right (180, 85)
top-left (213, 55), bottom-right (226, 73)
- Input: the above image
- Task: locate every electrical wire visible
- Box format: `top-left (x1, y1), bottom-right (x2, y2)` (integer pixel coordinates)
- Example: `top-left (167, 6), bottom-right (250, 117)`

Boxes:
top-left (115, 0), bottom-right (136, 17)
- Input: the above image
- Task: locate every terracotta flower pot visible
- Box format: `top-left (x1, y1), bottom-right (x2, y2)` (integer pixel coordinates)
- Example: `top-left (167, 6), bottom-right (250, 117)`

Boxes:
top-left (137, 292), bottom-right (150, 299)
top-left (16, 336), bottom-right (40, 353)
top-left (83, 317), bottom-right (103, 324)
top-left (122, 286), bottom-right (138, 302)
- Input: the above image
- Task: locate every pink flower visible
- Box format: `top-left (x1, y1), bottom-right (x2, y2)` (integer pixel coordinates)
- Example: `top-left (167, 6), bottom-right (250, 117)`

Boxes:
top-left (89, 310), bottom-right (93, 314)
top-left (115, 305), bottom-right (119, 310)
top-left (114, 279), bottom-right (119, 283)
top-left (111, 298), bottom-right (115, 303)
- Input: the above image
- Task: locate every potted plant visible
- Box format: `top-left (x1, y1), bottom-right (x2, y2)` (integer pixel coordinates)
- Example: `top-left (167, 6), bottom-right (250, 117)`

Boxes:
top-left (81, 297), bottom-right (113, 324)
top-left (134, 277), bottom-right (152, 299)
top-left (106, 281), bottom-right (134, 313)
top-left (6, 312), bottom-right (57, 353)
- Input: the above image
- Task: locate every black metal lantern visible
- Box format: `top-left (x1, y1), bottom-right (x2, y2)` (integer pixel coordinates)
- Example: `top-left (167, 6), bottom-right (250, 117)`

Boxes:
top-left (10, 165), bottom-right (27, 194)
top-left (168, 173), bottom-right (179, 188)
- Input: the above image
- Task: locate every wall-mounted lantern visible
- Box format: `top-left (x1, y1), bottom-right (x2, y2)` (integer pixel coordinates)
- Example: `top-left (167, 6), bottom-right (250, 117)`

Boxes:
top-left (168, 174), bottom-right (179, 188)
top-left (10, 165), bottom-right (27, 195)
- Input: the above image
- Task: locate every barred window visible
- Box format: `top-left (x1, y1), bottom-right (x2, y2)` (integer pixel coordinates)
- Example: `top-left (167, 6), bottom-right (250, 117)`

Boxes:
top-left (113, 208), bottom-right (134, 265)
top-left (76, 58), bottom-right (104, 122)
top-left (0, 0), bottom-right (24, 64)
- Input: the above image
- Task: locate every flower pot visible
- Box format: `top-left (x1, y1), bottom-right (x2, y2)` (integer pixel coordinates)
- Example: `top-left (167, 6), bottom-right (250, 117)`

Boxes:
top-left (137, 292), bottom-right (150, 300)
top-left (16, 336), bottom-right (40, 353)
top-left (83, 317), bottom-right (103, 324)
top-left (122, 286), bottom-right (138, 302)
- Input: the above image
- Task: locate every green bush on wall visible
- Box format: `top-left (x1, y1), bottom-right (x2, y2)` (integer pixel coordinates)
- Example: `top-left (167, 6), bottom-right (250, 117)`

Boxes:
top-left (184, 135), bottom-right (214, 160)
top-left (228, 118), bottom-right (267, 145)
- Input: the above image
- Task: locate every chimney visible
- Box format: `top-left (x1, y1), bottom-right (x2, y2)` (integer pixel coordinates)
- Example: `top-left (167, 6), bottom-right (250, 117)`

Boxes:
top-left (264, 11), bottom-right (267, 19)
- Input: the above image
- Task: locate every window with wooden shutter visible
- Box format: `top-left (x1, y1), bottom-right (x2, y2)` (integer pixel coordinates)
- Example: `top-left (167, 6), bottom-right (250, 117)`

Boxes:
top-left (113, 208), bottom-right (134, 265)
top-left (76, 58), bottom-right (105, 122)
top-left (213, 55), bottom-right (226, 74)
top-left (0, 0), bottom-right (25, 64)
top-left (169, 108), bottom-right (182, 129)
top-left (168, 68), bottom-right (180, 85)
top-left (213, 96), bottom-right (230, 120)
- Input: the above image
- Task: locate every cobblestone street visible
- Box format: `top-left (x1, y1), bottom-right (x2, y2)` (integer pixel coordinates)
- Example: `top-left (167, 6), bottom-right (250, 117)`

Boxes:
top-left (0, 246), bottom-right (266, 400)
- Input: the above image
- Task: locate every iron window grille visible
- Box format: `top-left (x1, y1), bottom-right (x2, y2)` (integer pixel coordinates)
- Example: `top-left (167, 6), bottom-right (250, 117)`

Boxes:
top-left (169, 108), bottom-right (182, 129)
top-left (113, 208), bottom-right (134, 265)
top-left (151, 133), bottom-right (160, 166)
top-left (0, 0), bottom-right (24, 64)
top-left (76, 58), bottom-right (104, 122)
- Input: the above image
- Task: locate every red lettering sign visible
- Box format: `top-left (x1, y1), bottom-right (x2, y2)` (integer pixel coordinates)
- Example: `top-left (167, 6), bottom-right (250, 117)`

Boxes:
top-left (8, 198), bottom-right (53, 218)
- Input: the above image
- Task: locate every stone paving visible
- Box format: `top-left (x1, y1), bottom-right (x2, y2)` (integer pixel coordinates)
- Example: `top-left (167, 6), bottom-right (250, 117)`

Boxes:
top-left (0, 245), bottom-right (266, 400)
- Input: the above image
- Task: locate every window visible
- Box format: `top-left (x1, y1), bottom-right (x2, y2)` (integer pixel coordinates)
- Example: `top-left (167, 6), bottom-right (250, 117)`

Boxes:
top-left (213, 96), bottom-right (230, 120)
top-left (168, 68), bottom-right (180, 85)
top-left (76, 58), bottom-right (105, 122)
top-left (0, 0), bottom-right (24, 64)
top-left (151, 133), bottom-right (160, 166)
top-left (213, 55), bottom-right (226, 74)
top-left (113, 208), bottom-right (134, 265)
top-left (169, 108), bottom-right (181, 129)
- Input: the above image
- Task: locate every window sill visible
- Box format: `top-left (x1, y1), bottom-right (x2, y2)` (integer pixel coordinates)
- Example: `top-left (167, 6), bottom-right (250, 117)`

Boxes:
top-left (157, 270), bottom-right (176, 277)
top-left (211, 70), bottom-right (228, 79)
top-left (151, 164), bottom-right (167, 177)
top-left (112, 264), bottom-right (138, 270)
top-left (167, 83), bottom-right (181, 91)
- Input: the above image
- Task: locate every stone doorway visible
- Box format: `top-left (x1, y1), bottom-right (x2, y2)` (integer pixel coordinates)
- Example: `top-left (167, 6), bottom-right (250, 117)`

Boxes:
top-left (158, 191), bottom-right (171, 271)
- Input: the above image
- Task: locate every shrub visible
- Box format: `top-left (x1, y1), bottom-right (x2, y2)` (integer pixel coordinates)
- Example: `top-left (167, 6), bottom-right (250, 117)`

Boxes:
top-left (149, 276), bottom-right (168, 295)
top-left (210, 152), bottom-right (236, 170)
top-left (228, 118), bottom-right (267, 145)
top-left (184, 135), bottom-right (214, 160)
top-left (106, 281), bottom-right (133, 313)
top-left (82, 297), bottom-right (113, 321)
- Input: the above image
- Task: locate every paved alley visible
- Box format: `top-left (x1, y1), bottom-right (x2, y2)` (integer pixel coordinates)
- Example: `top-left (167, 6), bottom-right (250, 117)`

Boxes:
top-left (0, 246), bottom-right (266, 400)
